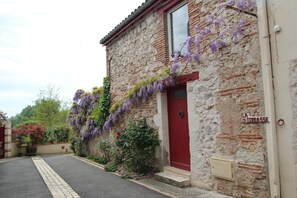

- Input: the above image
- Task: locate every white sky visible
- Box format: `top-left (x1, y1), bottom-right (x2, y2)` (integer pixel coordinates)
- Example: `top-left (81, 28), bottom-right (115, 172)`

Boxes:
top-left (0, 0), bottom-right (145, 117)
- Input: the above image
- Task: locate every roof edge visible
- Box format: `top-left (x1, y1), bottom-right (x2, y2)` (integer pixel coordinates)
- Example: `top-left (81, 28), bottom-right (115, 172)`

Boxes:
top-left (100, 0), bottom-right (160, 46)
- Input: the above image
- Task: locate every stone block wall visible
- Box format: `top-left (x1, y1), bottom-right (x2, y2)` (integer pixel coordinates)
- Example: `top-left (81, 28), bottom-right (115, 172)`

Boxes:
top-left (104, 0), bottom-right (269, 197)
top-left (2, 122), bottom-right (14, 158)
top-left (188, 0), bottom-right (268, 197)
top-left (107, 13), bottom-right (167, 104)
top-left (106, 9), bottom-right (168, 132)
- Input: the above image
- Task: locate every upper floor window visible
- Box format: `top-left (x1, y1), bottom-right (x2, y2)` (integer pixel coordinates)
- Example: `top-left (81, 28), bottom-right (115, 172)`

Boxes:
top-left (168, 3), bottom-right (189, 56)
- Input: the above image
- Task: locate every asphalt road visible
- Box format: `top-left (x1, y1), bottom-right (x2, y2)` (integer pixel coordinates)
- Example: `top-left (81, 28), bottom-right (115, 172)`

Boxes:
top-left (0, 155), bottom-right (169, 198)
top-left (0, 157), bottom-right (51, 198)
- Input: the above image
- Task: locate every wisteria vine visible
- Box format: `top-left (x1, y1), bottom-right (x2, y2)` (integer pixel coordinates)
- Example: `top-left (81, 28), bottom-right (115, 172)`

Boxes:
top-left (67, 87), bottom-right (102, 141)
top-left (103, 0), bottom-right (257, 132)
top-left (103, 74), bottom-right (176, 131)
top-left (68, 0), bottom-right (258, 141)
top-left (171, 0), bottom-right (257, 75)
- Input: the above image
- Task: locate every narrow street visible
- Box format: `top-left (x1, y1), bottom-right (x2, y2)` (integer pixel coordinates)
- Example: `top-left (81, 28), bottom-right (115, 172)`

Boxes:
top-left (0, 154), bottom-right (169, 198)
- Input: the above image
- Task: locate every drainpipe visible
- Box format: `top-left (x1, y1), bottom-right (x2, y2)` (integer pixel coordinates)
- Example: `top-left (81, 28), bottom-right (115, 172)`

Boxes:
top-left (256, 0), bottom-right (280, 197)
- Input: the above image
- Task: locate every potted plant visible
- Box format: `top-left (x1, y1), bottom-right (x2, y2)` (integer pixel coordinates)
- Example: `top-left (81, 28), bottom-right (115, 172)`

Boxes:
top-left (23, 135), bottom-right (36, 156)
top-left (12, 123), bottom-right (45, 156)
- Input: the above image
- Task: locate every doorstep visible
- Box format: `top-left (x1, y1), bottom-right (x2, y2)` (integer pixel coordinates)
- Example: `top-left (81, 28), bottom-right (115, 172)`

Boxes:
top-left (155, 166), bottom-right (191, 188)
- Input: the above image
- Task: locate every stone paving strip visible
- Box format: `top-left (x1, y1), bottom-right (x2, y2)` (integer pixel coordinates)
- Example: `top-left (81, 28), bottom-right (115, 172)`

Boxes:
top-left (32, 156), bottom-right (80, 198)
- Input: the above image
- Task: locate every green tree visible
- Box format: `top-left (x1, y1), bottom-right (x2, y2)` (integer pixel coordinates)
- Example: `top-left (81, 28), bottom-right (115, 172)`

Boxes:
top-left (32, 85), bottom-right (69, 129)
top-left (10, 105), bottom-right (36, 127)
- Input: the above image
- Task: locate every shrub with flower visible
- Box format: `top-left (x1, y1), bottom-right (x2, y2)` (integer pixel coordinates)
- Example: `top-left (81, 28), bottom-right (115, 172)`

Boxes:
top-left (114, 119), bottom-right (160, 175)
top-left (12, 123), bottom-right (46, 146)
top-left (115, 131), bottom-right (121, 138)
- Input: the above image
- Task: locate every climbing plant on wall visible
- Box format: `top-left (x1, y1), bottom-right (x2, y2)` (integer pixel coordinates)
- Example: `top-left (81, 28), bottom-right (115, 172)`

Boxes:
top-left (92, 77), bottom-right (111, 129)
top-left (68, 77), bottom-right (111, 141)
top-left (68, 87), bottom-right (101, 141)
top-left (68, 0), bottom-right (258, 141)
top-left (102, 0), bottom-right (258, 132)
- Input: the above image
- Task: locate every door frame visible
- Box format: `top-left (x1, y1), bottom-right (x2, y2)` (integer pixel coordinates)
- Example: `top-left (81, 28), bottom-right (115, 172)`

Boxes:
top-left (155, 72), bottom-right (199, 171)
top-left (167, 84), bottom-right (191, 171)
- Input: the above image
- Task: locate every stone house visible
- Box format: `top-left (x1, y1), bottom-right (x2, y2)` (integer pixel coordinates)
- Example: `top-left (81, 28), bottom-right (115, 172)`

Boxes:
top-left (99, 0), bottom-right (297, 197)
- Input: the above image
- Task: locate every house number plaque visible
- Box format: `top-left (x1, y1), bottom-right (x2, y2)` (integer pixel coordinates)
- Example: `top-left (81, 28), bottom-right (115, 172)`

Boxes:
top-left (242, 113), bottom-right (269, 124)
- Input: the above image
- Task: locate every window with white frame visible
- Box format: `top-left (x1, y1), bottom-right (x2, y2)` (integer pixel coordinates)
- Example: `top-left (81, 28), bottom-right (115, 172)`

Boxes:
top-left (168, 2), bottom-right (189, 56)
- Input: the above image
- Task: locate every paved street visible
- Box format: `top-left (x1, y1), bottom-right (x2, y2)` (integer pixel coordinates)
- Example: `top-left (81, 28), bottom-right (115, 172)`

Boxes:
top-left (0, 157), bottom-right (51, 198)
top-left (0, 155), bottom-right (169, 198)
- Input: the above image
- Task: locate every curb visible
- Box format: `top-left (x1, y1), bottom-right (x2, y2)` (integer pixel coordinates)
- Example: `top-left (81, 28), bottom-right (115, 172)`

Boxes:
top-left (0, 156), bottom-right (27, 164)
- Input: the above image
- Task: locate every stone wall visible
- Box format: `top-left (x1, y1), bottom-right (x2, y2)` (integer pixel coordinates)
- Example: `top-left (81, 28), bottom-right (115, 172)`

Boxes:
top-left (107, 13), bottom-right (166, 104)
top-left (105, 0), bottom-right (269, 197)
top-left (106, 11), bottom-right (166, 132)
top-left (1, 122), bottom-right (15, 158)
top-left (188, 0), bottom-right (268, 197)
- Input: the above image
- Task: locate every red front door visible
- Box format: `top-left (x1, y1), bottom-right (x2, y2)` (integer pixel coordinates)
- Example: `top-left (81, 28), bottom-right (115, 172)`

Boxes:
top-left (0, 127), bottom-right (4, 159)
top-left (167, 85), bottom-right (190, 171)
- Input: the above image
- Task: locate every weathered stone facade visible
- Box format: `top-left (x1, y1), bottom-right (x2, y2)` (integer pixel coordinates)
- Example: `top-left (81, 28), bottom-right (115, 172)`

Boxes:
top-left (102, 0), bottom-right (269, 197)
top-left (107, 13), bottom-right (165, 103)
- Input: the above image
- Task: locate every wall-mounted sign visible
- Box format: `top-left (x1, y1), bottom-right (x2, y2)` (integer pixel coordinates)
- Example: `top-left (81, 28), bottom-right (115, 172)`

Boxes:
top-left (242, 113), bottom-right (269, 123)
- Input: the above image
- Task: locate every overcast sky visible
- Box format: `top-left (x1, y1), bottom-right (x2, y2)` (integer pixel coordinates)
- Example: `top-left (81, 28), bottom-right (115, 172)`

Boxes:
top-left (0, 0), bottom-right (145, 117)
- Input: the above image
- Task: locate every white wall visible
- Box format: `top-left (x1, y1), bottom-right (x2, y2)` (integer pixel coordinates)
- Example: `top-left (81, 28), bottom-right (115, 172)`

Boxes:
top-left (267, 0), bottom-right (297, 196)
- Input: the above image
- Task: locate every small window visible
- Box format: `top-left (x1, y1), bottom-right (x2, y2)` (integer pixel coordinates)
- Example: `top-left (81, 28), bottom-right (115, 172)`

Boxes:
top-left (168, 3), bottom-right (189, 56)
top-left (173, 88), bottom-right (187, 98)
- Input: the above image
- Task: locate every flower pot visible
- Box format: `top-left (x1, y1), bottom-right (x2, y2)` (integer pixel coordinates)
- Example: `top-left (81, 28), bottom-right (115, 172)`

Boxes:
top-left (26, 145), bottom-right (37, 156)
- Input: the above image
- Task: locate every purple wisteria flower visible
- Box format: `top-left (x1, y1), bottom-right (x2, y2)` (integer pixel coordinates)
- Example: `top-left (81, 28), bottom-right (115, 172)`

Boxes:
top-left (153, 81), bottom-right (159, 92)
top-left (209, 39), bottom-right (227, 53)
top-left (220, 0), bottom-right (256, 11)
top-left (219, 0), bottom-right (235, 9)
top-left (71, 104), bottom-right (79, 114)
top-left (201, 26), bottom-right (211, 36)
top-left (183, 37), bottom-right (193, 61)
top-left (231, 19), bottom-right (246, 42)
top-left (247, 0), bottom-right (257, 11)
top-left (194, 25), bottom-right (200, 32)
top-left (156, 81), bottom-right (165, 92)
top-left (192, 34), bottom-right (201, 63)
top-left (73, 89), bottom-right (85, 102)
top-left (170, 51), bottom-right (180, 74)
top-left (206, 15), bottom-right (224, 27)
top-left (146, 83), bottom-right (154, 95)
top-left (236, 0), bottom-right (247, 10)
top-left (122, 99), bottom-right (132, 112)
top-left (219, 27), bottom-right (230, 39)
top-left (209, 42), bottom-right (218, 53)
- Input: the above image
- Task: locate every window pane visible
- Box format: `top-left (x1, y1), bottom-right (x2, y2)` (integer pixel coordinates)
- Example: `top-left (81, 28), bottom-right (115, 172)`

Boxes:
top-left (174, 89), bottom-right (187, 98)
top-left (170, 4), bottom-right (189, 54)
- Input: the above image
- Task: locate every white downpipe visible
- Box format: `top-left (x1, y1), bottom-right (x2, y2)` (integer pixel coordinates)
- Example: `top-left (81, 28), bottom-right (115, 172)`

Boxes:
top-left (256, 0), bottom-right (280, 197)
